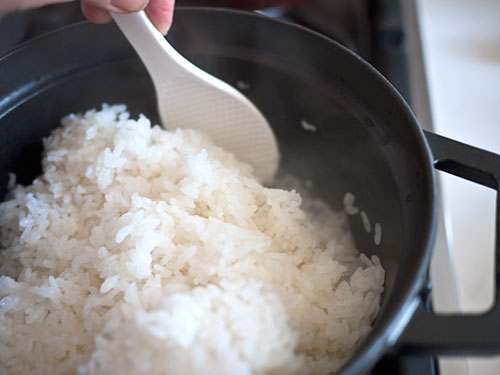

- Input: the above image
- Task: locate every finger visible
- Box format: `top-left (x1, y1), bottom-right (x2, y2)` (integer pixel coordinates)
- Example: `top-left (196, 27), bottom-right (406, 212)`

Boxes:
top-left (145, 0), bottom-right (175, 35)
top-left (81, 1), bottom-right (112, 24)
top-left (2, 0), bottom-right (73, 13)
top-left (83, 0), bottom-right (149, 13)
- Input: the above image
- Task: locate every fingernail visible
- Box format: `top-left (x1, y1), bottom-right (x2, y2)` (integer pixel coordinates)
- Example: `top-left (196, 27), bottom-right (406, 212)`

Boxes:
top-left (158, 24), bottom-right (169, 36)
top-left (111, 0), bottom-right (148, 12)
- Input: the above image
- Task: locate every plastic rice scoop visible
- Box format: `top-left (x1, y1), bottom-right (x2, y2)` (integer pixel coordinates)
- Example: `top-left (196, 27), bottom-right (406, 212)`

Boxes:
top-left (112, 11), bottom-right (279, 183)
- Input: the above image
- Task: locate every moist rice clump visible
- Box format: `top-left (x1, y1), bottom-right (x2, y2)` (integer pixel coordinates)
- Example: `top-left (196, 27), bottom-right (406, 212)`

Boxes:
top-left (0, 104), bottom-right (384, 374)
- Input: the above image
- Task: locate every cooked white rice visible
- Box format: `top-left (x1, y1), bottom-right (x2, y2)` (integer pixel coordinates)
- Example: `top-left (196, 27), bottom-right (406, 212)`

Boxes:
top-left (374, 223), bottom-right (382, 246)
top-left (360, 211), bottom-right (371, 234)
top-left (0, 105), bottom-right (384, 375)
top-left (343, 192), bottom-right (359, 216)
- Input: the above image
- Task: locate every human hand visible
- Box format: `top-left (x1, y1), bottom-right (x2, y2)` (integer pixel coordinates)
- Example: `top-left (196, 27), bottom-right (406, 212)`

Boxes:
top-left (81, 0), bottom-right (175, 35)
top-left (1, 0), bottom-right (175, 35)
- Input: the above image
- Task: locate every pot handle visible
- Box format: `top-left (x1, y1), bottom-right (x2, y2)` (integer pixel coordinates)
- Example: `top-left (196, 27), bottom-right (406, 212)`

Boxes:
top-left (398, 130), bottom-right (500, 355)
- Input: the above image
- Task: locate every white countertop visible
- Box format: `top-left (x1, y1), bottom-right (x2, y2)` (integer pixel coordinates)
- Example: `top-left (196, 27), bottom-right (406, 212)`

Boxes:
top-left (415, 0), bottom-right (500, 373)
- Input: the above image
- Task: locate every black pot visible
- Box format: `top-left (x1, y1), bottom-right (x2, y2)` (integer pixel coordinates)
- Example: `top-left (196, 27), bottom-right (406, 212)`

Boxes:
top-left (1, 7), bottom-right (499, 374)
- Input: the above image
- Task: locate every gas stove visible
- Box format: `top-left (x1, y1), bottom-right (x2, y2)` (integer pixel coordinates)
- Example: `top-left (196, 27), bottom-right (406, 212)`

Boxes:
top-left (0, 1), bottom-right (458, 374)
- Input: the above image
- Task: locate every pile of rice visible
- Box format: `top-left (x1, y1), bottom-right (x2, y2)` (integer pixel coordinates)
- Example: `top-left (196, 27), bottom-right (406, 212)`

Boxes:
top-left (0, 105), bottom-right (384, 374)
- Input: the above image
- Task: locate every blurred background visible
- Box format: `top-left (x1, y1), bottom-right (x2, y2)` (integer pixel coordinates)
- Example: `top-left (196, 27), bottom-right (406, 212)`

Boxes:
top-left (1, 0), bottom-right (499, 374)
top-left (417, 1), bottom-right (500, 374)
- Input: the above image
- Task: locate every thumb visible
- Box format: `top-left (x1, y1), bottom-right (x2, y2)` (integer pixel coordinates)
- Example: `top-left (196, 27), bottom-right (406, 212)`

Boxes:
top-left (145, 0), bottom-right (175, 35)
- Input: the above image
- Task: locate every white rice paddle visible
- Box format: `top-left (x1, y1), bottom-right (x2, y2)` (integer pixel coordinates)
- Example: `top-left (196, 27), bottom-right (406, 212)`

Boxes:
top-left (112, 12), bottom-right (279, 183)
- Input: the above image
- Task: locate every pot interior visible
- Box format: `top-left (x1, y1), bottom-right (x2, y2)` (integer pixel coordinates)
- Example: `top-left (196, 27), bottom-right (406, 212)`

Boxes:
top-left (0, 8), bottom-right (435, 373)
